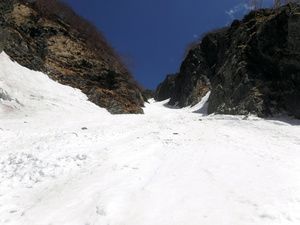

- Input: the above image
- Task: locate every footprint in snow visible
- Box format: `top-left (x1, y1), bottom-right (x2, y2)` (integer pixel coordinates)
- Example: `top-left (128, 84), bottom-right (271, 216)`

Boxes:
top-left (96, 206), bottom-right (106, 216)
top-left (259, 213), bottom-right (277, 220)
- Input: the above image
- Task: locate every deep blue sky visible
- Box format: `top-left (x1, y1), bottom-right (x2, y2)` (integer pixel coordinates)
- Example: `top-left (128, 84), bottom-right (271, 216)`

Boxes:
top-left (63, 0), bottom-right (273, 89)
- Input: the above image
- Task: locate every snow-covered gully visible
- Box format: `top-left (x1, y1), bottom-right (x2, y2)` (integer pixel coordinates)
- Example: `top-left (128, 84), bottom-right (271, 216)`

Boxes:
top-left (1, 52), bottom-right (300, 225)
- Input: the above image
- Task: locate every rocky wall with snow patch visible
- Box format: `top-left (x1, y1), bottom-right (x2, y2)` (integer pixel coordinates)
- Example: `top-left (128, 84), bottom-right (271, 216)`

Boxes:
top-left (158, 4), bottom-right (300, 118)
top-left (0, 0), bottom-right (144, 114)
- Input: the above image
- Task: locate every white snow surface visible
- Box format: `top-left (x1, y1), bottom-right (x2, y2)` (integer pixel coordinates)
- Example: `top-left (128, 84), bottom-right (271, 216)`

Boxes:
top-left (1, 52), bottom-right (300, 225)
top-left (0, 52), bottom-right (108, 119)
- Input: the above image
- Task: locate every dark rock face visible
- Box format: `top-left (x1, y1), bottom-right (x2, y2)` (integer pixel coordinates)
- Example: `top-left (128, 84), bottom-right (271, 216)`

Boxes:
top-left (0, 0), bottom-right (144, 114)
top-left (142, 89), bottom-right (154, 102)
top-left (168, 28), bottom-right (228, 107)
top-left (154, 74), bottom-right (177, 101)
top-left (164, 4), bottom-right (300, 118)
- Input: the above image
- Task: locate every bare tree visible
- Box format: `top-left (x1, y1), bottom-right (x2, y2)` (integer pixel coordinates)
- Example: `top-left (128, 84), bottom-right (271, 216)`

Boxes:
top-left (249, 0), bottom-right (258, 9)
top-left (289, 0), bottom-right (300, 4)
top-left (274, 0), bottom-right (281, 8)
top-left (274, 0), bottom-right (300, 8)
top-left (249, 0), bottom-right (263, 9)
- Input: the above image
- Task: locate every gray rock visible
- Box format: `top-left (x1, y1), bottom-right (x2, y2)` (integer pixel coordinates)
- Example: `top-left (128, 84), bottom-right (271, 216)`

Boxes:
top-left (159, 4), bottom-right (300, 119)
top-left (154, 74), bottom-right (177, 102)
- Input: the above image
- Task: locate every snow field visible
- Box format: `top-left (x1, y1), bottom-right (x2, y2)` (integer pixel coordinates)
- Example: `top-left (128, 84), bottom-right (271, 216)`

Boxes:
top-left (1, 52), bottom-right (300, 225)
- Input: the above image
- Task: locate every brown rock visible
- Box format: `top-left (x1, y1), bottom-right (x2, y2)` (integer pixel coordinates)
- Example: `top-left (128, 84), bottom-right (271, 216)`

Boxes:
top-left (0, 0), bottom-right (144, 114)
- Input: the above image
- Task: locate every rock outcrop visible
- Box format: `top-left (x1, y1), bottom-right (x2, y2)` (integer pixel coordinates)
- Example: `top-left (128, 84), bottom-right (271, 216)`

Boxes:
top-left (0, 0), bottom-right (144, 114)
top-left (158, 4), bottom-right (300, 118)
top-left (154, 74), bottom-right (177, 101)
top-left (142, 89), bottom-right (154, 102)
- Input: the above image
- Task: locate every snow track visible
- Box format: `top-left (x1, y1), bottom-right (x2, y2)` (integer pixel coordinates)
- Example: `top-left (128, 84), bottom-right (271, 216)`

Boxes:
top-left (0, 52), bottom-right (300, 225)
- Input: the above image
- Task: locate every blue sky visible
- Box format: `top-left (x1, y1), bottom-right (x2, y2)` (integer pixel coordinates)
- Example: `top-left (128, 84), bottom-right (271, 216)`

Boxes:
top-left (63, 0), bottom-right (273, 89)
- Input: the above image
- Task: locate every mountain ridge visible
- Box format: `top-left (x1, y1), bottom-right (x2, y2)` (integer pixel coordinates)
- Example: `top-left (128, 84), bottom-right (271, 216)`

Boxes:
top-left (156, 3), bottom-right (300, 119)
top-left (0, 0), bottom-right (145, 114)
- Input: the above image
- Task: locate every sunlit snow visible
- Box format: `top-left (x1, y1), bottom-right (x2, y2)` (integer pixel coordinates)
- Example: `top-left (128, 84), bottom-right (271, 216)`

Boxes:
top-left (1, 52), bottom-right (300, 225)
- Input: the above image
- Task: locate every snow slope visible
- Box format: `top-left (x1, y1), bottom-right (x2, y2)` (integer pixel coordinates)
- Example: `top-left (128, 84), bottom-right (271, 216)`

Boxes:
top-left (0, 52), bottom-right (109, 119)
top-left (1, 52), bottom-right (300, 225)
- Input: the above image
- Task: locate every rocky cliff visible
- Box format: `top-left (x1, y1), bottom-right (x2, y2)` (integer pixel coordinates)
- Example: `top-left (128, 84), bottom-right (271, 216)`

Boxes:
top-left (154, 74), bottom-right (177, 101)
top-left (157, 4), bottom-right (300, 118)
top-left (0, 0), bottom-right (144, 114)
